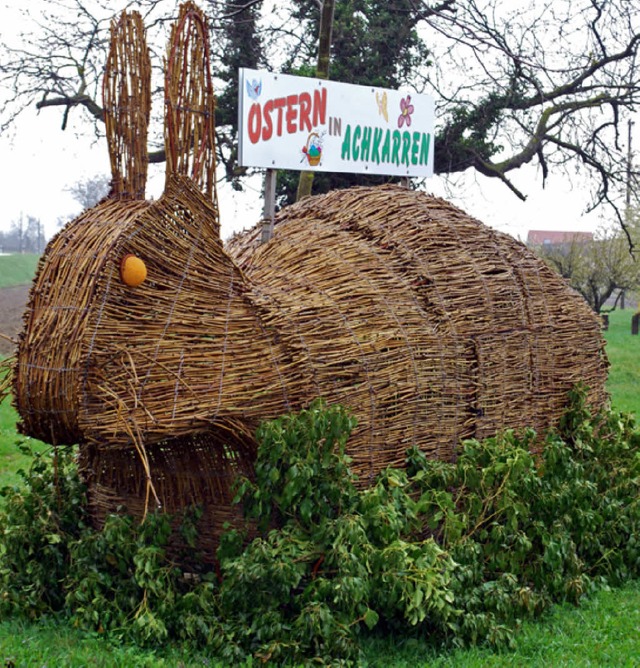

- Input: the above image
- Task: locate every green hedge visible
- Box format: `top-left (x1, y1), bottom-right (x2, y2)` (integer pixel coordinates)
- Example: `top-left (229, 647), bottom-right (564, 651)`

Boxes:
top-left (0, 389), bottom-right (639, 665)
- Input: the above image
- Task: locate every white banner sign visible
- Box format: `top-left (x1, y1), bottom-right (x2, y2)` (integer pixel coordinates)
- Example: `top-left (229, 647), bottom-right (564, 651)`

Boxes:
top-left (238, 68), bottom-right (434, 177)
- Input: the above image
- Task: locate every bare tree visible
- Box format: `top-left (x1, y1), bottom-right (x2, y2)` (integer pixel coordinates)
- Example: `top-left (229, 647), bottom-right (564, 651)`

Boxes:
top-left (65, 173), bottom-right (111, 210)
top-left (1, 1), bottom-right (639, 230)
top-left (534, 218), bottom-right (640, 313)
top-left (421, 0), bottom-right (640, 232)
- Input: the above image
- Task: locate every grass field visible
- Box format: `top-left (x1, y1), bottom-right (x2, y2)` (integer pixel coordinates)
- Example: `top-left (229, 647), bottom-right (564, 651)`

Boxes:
top-left (0, 367), bottom-right (47, 488)
top-left (0, 253), bottom-right (639, 666)
top-left (0, 253), bottom-right (40, 288)
top-left (603, 309), bottom-right (640, 414)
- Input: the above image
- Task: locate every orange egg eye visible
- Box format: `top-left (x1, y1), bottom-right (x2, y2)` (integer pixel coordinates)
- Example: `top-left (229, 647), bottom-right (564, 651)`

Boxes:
top-left (120, 254), bottom-right (147, 287)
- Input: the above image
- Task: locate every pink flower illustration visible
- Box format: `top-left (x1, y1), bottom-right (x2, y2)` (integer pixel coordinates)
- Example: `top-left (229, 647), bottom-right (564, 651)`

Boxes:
top-left (398, 95), bottom-right (414, 128)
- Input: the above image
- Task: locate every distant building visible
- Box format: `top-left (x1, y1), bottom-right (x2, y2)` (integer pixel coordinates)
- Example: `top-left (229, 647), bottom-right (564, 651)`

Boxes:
top-left (526, 230), bottom-right (593, 246)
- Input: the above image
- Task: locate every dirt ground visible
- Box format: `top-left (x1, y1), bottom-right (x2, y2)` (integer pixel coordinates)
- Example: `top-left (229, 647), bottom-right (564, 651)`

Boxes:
top-left (0, 285), bottom-right (29, 356)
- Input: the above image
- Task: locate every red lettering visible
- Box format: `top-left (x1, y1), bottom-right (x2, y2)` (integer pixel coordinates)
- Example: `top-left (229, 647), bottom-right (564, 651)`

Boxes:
top-left (299, 92), bottom-right (312, 132)
top-left (286, 94), bottom-right (298, 133)
top-left (313, 87), bottom-right (327, 127)
top-left (262, 99), bottom-right (274, 141)
top-left (274, 97), bottom-right (286, 136)
top-left (248, 90), bottom-right (326, 144)
top-left (248, 103), bottom-right (261, 144)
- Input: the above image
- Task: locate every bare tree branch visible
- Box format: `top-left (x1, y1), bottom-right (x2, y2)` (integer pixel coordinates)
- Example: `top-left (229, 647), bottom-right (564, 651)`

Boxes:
top-left (36, 94), bottom-right (104, 123)
top-left (1, 0), bottom-right (638, 233)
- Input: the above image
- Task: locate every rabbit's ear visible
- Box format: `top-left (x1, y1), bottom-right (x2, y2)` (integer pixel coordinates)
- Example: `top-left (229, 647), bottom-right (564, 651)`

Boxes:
top-left (102, 10), bottom-right (151, 200)
top-left (164, 2), bottom-right (218, 208)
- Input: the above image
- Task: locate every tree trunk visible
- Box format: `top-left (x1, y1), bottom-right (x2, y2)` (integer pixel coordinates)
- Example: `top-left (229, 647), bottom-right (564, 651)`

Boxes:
top-left (296, 0), bottom-right (335, 202)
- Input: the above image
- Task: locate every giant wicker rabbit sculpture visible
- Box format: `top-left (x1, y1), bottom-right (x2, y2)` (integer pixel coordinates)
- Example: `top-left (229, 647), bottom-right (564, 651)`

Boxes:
top-left (13, 3), bottom-right (608, 552)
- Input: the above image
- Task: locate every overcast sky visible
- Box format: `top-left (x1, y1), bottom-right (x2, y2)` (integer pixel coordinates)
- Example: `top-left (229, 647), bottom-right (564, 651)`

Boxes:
top-left (0, 0), bottom-right (607, 244)
top-left (0, 104), bottom-right (267, 241)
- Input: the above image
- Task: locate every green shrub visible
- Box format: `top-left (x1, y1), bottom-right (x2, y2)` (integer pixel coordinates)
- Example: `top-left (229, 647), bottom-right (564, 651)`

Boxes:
top-left (0, 390), bottom-right (639, 665)
top-left (0, 443), bottom-right (87, 617)
top-left (221, 400), bottom-right (457, 663)
top-left (65, 509), bottom-right (223, 648)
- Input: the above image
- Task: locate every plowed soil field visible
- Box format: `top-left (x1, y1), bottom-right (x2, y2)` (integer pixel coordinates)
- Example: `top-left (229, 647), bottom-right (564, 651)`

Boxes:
top-left (0, 285), bottom-right (29, 356)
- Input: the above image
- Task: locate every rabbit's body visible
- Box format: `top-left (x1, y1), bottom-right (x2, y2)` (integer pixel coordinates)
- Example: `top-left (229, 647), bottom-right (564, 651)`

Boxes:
top-left (11, 3), bottom-right (608, 552)
top-left (228, 184), bottom-right (608, 477)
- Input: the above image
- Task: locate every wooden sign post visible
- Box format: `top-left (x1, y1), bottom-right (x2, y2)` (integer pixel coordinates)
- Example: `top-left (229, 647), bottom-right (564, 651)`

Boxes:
top-left (261, 168), bottom-right (276, 243)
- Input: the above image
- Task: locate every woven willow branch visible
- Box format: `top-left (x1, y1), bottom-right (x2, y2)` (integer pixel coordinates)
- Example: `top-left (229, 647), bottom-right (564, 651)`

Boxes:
top-left (103, 11), bottom-right (151, 201)
top-left (164, 1), bottom-right (218, 214)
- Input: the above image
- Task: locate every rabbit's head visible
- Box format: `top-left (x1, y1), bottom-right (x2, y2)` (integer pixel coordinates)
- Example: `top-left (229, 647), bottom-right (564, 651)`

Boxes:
top-left (13, 4), bottom-right (261, 451)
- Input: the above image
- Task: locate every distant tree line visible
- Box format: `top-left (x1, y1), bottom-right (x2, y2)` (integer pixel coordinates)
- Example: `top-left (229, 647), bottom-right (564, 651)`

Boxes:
top-left (0, 174), bottom-right (110, 255)
top-left (0, 216), bottom-right (46, 255)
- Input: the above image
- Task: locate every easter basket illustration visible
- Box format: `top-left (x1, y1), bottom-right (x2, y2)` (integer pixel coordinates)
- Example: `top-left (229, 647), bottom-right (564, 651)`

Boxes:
top-left (303, 132), bottom-right (322, 166)
top-left (11, 2), bottom-right (608, 557)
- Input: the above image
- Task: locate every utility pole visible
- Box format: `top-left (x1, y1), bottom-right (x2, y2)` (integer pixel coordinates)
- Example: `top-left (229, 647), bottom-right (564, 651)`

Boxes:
top-left (626, 118), bottom-right (634, 209)
top-left (296, 0), bottom-right (335, 202)
top-left (625, 118), bottom-right (635, 313)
